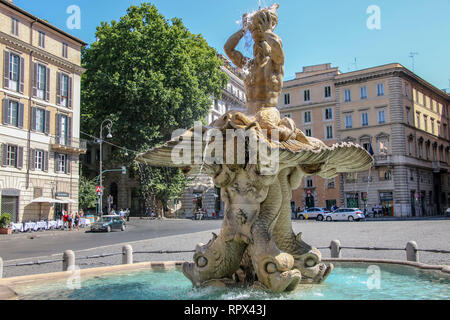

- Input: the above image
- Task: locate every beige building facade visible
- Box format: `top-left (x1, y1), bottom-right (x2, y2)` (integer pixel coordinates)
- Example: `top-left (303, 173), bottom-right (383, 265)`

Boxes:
top-left (278, 63), bottom-right (342, 211)
top-left (336, 63), bottom-right (449, 217)
top-left (0, 0), bottom-right (86, 222)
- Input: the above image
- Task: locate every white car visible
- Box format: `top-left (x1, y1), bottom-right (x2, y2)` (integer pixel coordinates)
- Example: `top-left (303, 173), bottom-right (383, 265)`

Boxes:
top-left (324, 208), bottom-right (365, 222)
top-left (298, 207), bottom-right (330, 221)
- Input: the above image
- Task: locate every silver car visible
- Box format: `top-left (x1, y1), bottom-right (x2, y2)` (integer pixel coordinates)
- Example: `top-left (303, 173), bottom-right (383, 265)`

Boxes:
top-left (298, 207), bottom-right (330, 221)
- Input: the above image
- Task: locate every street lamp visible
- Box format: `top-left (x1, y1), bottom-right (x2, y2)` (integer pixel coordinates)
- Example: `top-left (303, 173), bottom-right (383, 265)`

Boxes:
top-left (99, 119), bottom-right (113, 215)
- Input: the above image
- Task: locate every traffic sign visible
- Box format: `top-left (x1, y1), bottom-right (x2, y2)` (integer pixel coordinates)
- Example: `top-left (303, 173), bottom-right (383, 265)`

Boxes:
top-left (96, 186), bottom-right (104, 195)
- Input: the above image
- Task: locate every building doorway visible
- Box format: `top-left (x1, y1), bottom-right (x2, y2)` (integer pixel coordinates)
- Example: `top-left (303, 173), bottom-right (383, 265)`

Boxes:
top-left (379, 192), bottom-right (394, 216)
top-left (410, 191), bottom-right (416, 217)
top-left (305, 194), bottom-right (315, 209)
top-left (110, 182), bottom-right (118, 211)
top-left (193, 192), bottom-right (203, 212)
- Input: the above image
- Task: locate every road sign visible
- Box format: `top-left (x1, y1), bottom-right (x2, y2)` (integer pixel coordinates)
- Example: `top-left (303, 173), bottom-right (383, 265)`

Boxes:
top-left (96, 186), bottom-right (103, 195)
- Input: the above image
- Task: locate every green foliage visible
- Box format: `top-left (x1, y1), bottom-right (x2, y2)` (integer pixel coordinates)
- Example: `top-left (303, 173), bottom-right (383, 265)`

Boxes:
top-left (79, 175), bottom-right (98, 210)
top-left (0, 213), bottom-right (11, 228)
top-left (81, 2), bottom-right (228, 207)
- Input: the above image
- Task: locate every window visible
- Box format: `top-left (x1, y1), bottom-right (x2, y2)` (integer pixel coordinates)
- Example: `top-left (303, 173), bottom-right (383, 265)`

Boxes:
top-left (11, 17), bottom-right (19, 36)
top-left (324, 86), bottom-right (331, 98)
top-left (408, 137), bottom-right (413, 155)
top-left (305, 128), bottom-right (312, 137)
top-left (284, 93), bottom-right (290, 105)
top-left (345, 114), bottom-right (352, 129)
top-left (62, 43), bottom-right (68, 58)
top-left (344, 89), bottom-right (351, 102)
top-left (410, 169), bottom-right (414, 181)
top-left (361, 112), bottom-right (369, 127)
top-left (423, 115), bottom-right (428, 132)
top-left (362, 142), bottom-right (370, 152)
top-left (2, 100), bottom-right (23, 128)
top-left (360, 86), bottom-right (368, 99)
top-left (443, 124), bottom-right (447, 139)
top-left (324, 108), bottom-right (333, 120)
top-left (38, 31), bottom-right (45, 48)
top-left (430, 118), bottom-right (435, 135)
top-left (306, 178), bottom-right (313, 188)
top-left (55, 154), bottom-right (71, 174)
top-left (425, 143), bottom-right (430, 160)
top-left (377, 83), bottom-right (384, 96)
top-left (304, 111), bottom-right (312, 124)
top-left (58, 73), bottom-right (72, 108)
top-left (377, 109), bottom-right (386, 124)
top-left (32, 107), bottom-right (50, 134)
top-left (418, 141), bottom-right (423, 158)
top-left (8, 53), bottom-right (20, 91)
top-left (327, 179), bottom-right (336, 189)
top-left (36, 64), bottom-right (47, 100)
top-left (326, 125), bottom-right (333, 139)
top-left (378, 137), bottom-right (389, 155)
top-left (406, 107), bottom-right (411, 125)
top-left (405, 83), bottom-right (409, 97)
top-left (304, 89), bottom-right (311, 102)
top-left (35, 150), bottom-right (44, 171)
top-left (2, 144), bottom-right (23, 169)
top-left (416, 112), bottom-right (421, 129)
top-left (379, 169), bottom-right (392, 181)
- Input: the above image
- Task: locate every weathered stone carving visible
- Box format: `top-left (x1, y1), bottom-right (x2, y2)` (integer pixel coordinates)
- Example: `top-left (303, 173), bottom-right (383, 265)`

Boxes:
top-left (137, 4), bottom-right (373, 293)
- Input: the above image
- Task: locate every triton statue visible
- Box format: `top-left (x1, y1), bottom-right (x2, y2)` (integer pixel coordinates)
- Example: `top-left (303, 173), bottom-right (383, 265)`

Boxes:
top-left (137, 4), bottom-right (373, 293)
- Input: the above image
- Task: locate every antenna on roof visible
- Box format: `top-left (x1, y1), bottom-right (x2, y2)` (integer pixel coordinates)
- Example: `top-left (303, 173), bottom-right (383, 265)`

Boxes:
top-left (409, 52), bottom-right (419, 73)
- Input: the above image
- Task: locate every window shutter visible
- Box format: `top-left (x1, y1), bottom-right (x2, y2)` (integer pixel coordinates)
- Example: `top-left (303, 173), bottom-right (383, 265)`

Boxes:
top-left (29, 148), bottom-right (35, 171)
top-left (45, 67), bottom-right (50, 101)
top-left (67, 117), bottom-right (72, 146)
top-left (31, 107), bottom-right (36, 131)
top-left (32, 62), bottom-right (37, 97)
top-left (55, 113), bottom-right (60, 142)
top-left (44, 110), bottom-right (50, 134)
top-left (44, 151), bottom-right (49, 172)
top-left (17, 146), bottom-right (23, 169)
top-left (54, 152), bottom-right (59, 173)
top-left (18, 103), bottom-right (24, 128)
top-left (68, 77), bottom-right (73, 109)
top-left (2, 99), bottom-right (9, 125)
top-left (56, 72), bottom-right (61, 105)
top-left (3, 51), bottom-right (9, 89)
top-left (66, 154), bottom-right (71, 174)
top-left (19, 56), bottom-right (24, 93)
top-left (1, 144), bottom-right (7, 167)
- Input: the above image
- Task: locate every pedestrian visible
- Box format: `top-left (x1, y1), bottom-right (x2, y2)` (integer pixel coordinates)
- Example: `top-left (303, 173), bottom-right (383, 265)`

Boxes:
top-left (125, 208), bottom-right (130, 221)
top-left (62, 210), bottom-right (68, 230)
top-left (67, 212), bottom-right (73, 230)
top-left (119, 208), bottom-right (126, 221)
top-left (74, 211), bottom-right (80, 231)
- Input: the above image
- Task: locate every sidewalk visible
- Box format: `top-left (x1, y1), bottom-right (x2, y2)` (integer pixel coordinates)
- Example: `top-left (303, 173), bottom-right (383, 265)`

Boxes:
top-left (365, 215), bottom-right (450, 222)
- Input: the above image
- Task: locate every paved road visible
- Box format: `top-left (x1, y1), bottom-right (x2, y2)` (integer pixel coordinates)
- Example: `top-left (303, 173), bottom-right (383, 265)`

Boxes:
top-left (1, 219), bottom-right (449, 278)
top-left (0, 218), bottom-right (222, 261)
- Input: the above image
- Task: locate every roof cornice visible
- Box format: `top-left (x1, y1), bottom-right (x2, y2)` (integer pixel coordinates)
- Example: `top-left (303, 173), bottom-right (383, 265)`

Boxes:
top-left (0, 31), bottom-right (85, 75)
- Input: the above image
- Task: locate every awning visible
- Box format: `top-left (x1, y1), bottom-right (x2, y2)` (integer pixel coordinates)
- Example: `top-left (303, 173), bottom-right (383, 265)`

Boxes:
top-left (56, 198), bottom-right (77, 204)
top-left (31, 197), bottom-right (59, 203)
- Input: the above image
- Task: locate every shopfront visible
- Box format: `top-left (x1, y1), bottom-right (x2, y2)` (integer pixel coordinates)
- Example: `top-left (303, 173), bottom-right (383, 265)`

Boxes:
top-left (346, 193), bottom-right (359, 208)
top-left (379, 192), bottom-right (394, 216)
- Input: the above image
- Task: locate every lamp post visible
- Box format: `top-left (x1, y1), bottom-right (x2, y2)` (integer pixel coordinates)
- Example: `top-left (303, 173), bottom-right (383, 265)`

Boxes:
top-left (99, 119), bottom-right (113, 215)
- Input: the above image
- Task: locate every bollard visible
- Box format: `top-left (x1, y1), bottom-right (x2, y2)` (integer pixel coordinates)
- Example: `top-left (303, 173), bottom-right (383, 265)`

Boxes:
top-left (0, 257), bottom-right (3, 279)
top-left (122, 245), bottom-right (133, 265)
top-left (330, 240), bottom-right (341, 258)
top-left (406, 241), bottom-right (419, 262)
top-left (63, 250), bottom-right (75, 271)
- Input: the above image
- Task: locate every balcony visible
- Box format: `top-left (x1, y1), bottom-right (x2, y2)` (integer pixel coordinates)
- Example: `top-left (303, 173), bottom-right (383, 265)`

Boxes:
top-left (373, 154), bottom-right (392, 166)
top-left (432, 161), bottom-right (449, 173)
top-left (50, 136), bottom-right (87, 155)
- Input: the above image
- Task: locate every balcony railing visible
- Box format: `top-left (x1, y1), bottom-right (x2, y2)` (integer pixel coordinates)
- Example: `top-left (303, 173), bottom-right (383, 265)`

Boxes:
top-left (50, 136), bottom-right (87, 154)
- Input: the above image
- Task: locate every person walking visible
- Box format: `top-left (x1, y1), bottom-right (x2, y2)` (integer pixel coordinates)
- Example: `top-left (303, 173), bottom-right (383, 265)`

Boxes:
top-left (67, 212), bottom-right (73, 231)
top-left (62, 210), bottom-right (68, 230)
top-left (74, 211), bottom-right (80, 231)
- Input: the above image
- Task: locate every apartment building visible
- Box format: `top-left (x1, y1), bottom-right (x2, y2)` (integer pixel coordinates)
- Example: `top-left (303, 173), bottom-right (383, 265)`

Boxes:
top-left (278, 63), bottom-right (342, 210)
top-left (336, 63), bottom-right (450, 217)
top-left (0, 0), bottom-right (86, 222)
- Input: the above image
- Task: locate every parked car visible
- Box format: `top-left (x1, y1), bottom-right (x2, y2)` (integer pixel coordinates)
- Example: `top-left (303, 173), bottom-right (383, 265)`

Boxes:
top-left (89, 215), bottom-right (126, 232)
top-left (446, 207), bottom-right (450, 217)
top-left (298, 207), bottom-right (330, 221)
top-left (324, 208), bottom-right (365, 222)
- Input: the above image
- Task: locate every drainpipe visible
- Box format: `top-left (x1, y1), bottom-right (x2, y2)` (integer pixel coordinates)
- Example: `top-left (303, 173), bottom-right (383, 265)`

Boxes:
top-left (25, 18), bottom-right (38, 189)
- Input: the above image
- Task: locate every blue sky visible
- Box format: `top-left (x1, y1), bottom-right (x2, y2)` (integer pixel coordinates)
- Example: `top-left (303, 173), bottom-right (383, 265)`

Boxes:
top-left (14, 0), bottom-right (450, 90)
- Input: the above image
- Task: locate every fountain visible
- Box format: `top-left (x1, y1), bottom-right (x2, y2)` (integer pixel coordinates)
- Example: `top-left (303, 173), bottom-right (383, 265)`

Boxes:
top-left (136, 4), bottom-right (373, 293)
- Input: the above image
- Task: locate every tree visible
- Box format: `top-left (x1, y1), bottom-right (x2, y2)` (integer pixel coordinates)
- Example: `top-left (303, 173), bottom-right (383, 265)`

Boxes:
top-left (78, 175), bottom-right (98, 210)
top-left (81, 3), bottom-right (228, 211)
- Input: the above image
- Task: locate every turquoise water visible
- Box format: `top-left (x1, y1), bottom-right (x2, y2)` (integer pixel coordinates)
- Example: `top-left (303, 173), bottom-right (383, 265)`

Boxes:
top-left (17, 263), bottom-right (449, 300)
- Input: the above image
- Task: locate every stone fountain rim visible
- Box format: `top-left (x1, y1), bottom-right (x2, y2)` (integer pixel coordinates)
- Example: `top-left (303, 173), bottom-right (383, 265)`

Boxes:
top-left (1, 258), bottom-right (449, 300)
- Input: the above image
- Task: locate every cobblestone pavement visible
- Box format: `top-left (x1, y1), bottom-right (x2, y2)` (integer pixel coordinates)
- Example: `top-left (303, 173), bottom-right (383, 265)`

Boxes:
top-left (1, 219), bottom-right (449, 278)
